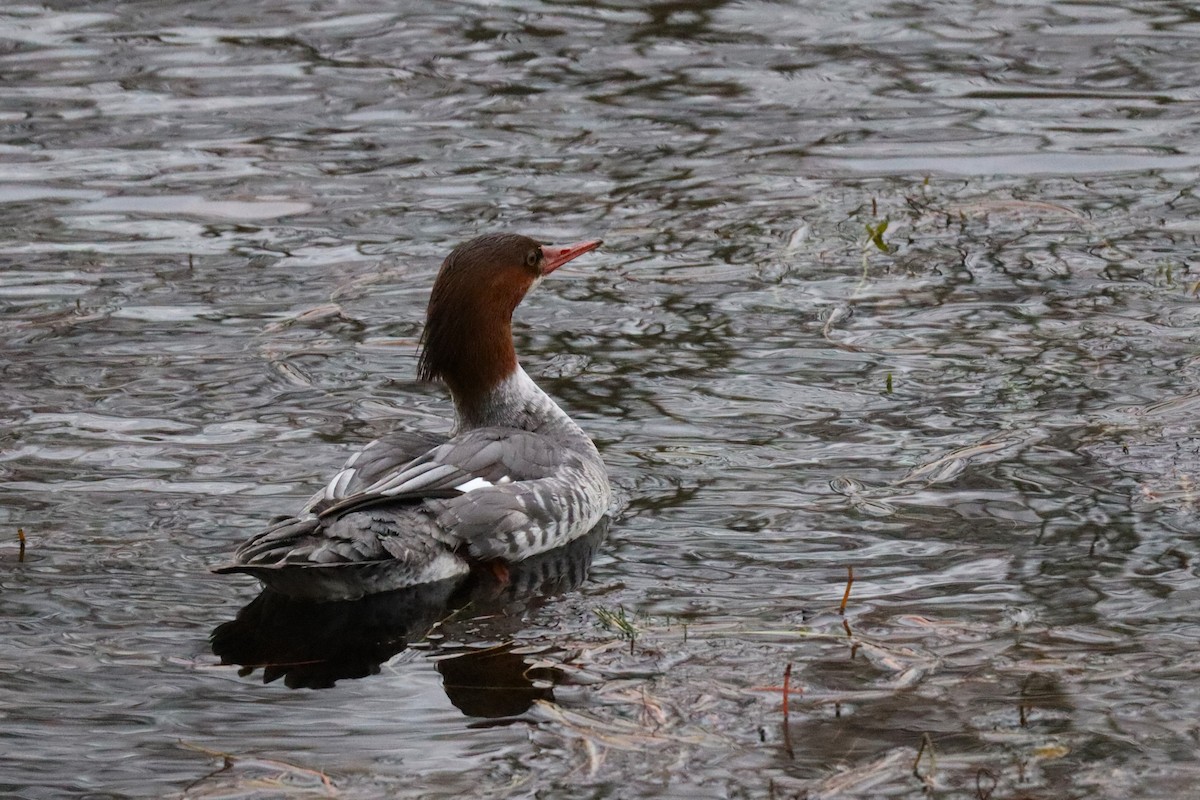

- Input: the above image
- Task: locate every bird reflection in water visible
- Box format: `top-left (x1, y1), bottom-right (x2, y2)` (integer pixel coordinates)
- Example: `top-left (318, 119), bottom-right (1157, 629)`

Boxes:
top-left (211, 521), bottom-right (606, 716)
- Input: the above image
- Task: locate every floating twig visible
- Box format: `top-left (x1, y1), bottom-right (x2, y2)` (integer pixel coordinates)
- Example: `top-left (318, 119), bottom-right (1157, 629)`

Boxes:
top-left (975, 767), bottom-right (997, 800)
top-left (839, 565), bottom-right (854, 615)
top-left (782, 662), bottom-right (792, 721)
top-left (782, 662), bottom-right (794, 759)
top-left (17, 528), bottom-right (26, 562)
top-left (178, 740), bottom-right (337, 795)
top-left (913, 732), bottom-right (936, 781)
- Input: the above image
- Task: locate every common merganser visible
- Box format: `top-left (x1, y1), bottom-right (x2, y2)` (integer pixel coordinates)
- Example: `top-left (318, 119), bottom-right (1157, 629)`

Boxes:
top-left (216, 233), bottom-right (612, 601)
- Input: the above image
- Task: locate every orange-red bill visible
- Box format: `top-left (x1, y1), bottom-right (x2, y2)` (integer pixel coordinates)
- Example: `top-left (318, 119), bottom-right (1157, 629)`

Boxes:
top-left (540, 239), bottom-right (602, 275)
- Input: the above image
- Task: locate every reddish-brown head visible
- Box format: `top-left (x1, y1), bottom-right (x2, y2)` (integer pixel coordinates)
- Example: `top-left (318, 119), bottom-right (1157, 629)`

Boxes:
top-left (417, 233), bottom-right (602, 412)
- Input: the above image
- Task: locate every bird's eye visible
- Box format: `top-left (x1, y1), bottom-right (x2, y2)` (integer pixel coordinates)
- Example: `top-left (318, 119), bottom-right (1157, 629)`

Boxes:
top-left (525, 249), bottom-right (540, 269)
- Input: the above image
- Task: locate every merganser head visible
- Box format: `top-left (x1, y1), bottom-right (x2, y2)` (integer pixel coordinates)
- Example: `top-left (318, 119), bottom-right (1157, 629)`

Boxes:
top-left (417, 233), bottom-right (602, 415)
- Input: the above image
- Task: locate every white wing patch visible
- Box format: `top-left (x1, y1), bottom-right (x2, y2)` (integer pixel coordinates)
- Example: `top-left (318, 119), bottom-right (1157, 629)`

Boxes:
top-left (454, 474), bottom-right (514, 493)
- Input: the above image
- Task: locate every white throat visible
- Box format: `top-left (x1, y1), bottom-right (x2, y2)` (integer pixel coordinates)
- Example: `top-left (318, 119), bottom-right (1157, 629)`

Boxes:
top-left (453, 366), bottom-right (580, 435)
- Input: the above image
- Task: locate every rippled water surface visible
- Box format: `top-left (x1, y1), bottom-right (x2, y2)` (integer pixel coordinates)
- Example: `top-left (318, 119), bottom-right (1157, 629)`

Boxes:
top-left (3, 1), bottom-right (1200, 797)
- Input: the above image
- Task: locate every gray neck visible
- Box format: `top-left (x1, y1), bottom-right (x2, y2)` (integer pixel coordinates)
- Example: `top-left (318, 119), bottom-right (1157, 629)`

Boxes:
top-left (453, 366), bottom-right (583, 436)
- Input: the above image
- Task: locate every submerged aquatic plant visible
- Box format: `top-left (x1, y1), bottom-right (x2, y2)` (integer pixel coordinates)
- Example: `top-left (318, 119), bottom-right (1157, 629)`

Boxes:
top-left (594, 605), bottom-right (639, 653)
top-left (865, 219), bottom-right (892, 254)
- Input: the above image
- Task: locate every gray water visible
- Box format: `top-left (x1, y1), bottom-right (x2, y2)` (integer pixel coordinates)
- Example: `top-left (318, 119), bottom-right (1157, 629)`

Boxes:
top-left (2, 1), bottom-right (1199, 797)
